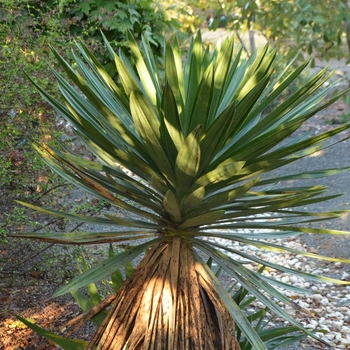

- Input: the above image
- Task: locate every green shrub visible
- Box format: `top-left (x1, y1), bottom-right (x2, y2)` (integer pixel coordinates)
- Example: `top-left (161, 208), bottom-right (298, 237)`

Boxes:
top-left (56, 0), bottom-right (179, 75)
top-left (0, 0), bottom-right (73, 237)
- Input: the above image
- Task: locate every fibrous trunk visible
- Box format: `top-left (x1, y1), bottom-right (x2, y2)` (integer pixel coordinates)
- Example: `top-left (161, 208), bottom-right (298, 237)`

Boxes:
top-left (87, 237), bottom-right (240, 350)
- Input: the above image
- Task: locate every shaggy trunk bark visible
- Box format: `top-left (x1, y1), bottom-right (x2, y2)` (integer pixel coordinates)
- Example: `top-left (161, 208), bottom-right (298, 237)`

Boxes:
top-left (86, 237), bottom-right (240, 350)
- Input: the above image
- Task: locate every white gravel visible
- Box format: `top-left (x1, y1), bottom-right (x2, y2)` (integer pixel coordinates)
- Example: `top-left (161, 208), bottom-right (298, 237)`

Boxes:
top-left (208, 233), bottom-right (350, 349)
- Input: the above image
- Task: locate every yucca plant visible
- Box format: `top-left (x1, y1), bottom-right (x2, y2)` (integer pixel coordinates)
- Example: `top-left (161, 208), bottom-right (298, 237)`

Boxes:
top-left (15, 31), bottom-right (350, 349)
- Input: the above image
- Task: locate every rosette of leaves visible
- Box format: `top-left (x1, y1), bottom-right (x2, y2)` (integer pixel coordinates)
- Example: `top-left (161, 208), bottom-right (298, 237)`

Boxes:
top-left (16, 31), bottom-right (350, 349)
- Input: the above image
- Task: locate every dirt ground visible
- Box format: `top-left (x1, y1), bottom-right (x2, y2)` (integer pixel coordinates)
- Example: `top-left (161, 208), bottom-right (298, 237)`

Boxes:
top-left (0, 284), bottom-right (93, 349)
top-left (0, 239), bottom-right (101, 349)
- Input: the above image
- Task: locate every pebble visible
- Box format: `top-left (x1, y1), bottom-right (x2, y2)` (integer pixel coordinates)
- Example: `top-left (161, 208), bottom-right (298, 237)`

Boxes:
top-left (320, 298), bottom-right (329, 306)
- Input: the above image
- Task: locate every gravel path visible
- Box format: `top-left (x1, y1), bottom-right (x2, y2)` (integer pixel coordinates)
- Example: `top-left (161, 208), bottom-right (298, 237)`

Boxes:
top-left (258, 125), bottom-right (350, 349)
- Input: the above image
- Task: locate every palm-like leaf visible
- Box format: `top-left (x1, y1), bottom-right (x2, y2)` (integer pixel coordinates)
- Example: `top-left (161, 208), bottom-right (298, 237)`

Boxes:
top-left (16, 32), bottom-right (350, 349)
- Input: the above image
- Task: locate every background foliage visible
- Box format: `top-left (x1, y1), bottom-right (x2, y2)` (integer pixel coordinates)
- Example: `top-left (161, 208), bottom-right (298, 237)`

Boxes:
top-left (175, 0), bottom-right (350, 63)
top-left (0, 0), bottom-right (69, 241)
top-left (56, 0), bottom-right (178, 75)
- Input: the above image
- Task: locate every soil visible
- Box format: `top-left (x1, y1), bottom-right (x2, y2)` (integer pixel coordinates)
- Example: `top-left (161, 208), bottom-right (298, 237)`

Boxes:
top-left (1, 75), bottom-right (350, 348)
top-left (0, 284), bottom-right (94, 350)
